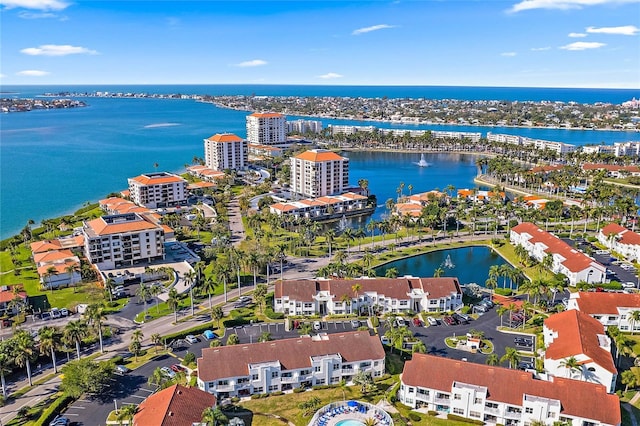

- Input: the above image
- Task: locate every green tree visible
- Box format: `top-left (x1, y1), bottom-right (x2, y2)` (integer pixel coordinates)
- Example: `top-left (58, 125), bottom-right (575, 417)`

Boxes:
top-left (13, 330), bottom-right (36, 386)
top-left (226, 334), bottom-right (239, 345)
top-left (622, 370), bottom-right (639, 392)
top-left (136, 281), bottom-right (152, 322)
top-left (385, 267), bottom-right (398, 279)
top-left (212, 305), bottom-right (224, 328)
top-left (116, 404), bottom-right (138, 426)
top-left (353, 370), bottom-right (374, 394)
top-left (258, 332), bottom-right (272, 342)
top-left (167, 287), bottom-right (180, 324)
top-left (64, 320), bottom-right (88, 360)
top-left (151, 333), bottom-right (162, 354)
top-left (500, 347), bottom-right (520, 369)
top-left (0, 341), bottom-right (13, 397)
top-left (84, 303), bottom-right (106, 354)
top-left (630, 310), bottom-right (640, 335)
top-left (254, 284), bottom-right (268, 313)
top-left (486, 354), bottom-right (500, 366)
top-left (559, 356), bottom-right (581, 379)
top-left (149, 366), bottom-right (167, 387)
top-left (60, 358), bottom-right (114, 398)
top-left (201, 407), bottom-right (228, 426)
top-left (38, 326), bottom-right (62, 373)
top-left (130, 329), bottom-right (144, 361)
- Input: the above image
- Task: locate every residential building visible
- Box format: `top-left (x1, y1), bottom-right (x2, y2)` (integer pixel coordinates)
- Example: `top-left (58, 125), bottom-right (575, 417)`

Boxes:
top-left (246, 112), bottom-right (286, 146)
top-left (204, 133), bottom-right (248, 171)
top-left (543, 310), bottom-right (616, 393)
top-left (290, 149), bottom-right (349, 198)
top-left (128, 172), bottom-right (188, 209)
top-left (248, 143), bottom-right (283, 158)
top-left (598, 223), bottom-right (640, 262)
top-left (132, 384), bottom-right (216, 426)
top-left (399, 354), bottom-right (620, 425)
top-left (510, 222), bottom-right (606, 286)
top-left (82, 213), bottom-right (165, 270)
top-left (34, 249), bottom-right (81, 289)
top-left (269, 192), bottom-right (369, 221)
top-left (197, 331), bottom-right (385, 398)
top-left (487, 133), bottom-right (577, 154)
top-left (328, 125), bottom-right (376, 135)
top-left (567, 291), bottom-right (640, 331)
top-left (30, 235), bottom-right (85, 255)
top-left (0, 285), bottom-right (28, 316)
top-left (286, 119), bottom-right (323, 134)
top-left (273, 276), bottom-right (462, 316)
top-left (581, 163), bottom-right (640, 178)
top-left (186, 165), bottom-right (226, 182)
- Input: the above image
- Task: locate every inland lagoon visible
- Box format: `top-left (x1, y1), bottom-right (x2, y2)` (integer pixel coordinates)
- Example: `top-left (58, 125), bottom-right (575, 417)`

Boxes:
top-left (374, 246), bottom-right (508, 286)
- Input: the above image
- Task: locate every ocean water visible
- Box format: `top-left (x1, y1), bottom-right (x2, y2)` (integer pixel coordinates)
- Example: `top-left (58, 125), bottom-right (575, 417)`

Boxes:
top-left (1, 84), bottom-right (639, 240)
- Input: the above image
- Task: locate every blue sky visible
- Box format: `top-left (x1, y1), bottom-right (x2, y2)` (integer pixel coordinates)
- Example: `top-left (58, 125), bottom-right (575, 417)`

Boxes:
top-left (1, 0), bottom-right (639, 88)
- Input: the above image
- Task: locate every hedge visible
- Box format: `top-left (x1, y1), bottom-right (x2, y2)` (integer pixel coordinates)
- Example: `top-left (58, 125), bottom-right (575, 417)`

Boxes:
top-left (34, 394), bottom-right (73, 426)
top-left (447, 414), bottom-right (485, 424)
top-left (265, 307), bottom-right (284, 320)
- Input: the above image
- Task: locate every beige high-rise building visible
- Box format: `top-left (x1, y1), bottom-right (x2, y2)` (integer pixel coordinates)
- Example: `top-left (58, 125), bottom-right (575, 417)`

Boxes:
top-left (127, 172), bottom-right (187, 209)
top-left (246, 112), bottom-right (286, 146)
top-left (204, 133), bottom-right (248, 171)
top-left (290, 149), bottom-right (349, 198)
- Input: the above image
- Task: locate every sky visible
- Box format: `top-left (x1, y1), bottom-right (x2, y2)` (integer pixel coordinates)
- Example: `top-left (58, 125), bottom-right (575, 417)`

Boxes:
top-left (1, 0), bottom-right (639, 88)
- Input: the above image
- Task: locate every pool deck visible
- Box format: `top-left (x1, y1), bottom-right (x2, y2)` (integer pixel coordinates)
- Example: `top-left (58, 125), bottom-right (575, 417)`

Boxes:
top-left (321, 408), bottom-right (388, 426)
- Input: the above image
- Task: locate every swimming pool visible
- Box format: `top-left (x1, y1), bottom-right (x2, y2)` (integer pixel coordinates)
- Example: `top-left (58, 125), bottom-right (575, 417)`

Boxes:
top-left (335, 420), bottom-right (365, 426)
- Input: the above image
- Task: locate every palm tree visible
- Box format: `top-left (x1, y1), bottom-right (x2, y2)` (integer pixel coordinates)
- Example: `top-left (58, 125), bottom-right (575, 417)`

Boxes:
top-left (500, 347), bottom-right (520, 369)
top-left (13, 330), bottom-right (36, 386)
top-left (104, 278), bottom-right (116, 302)
top-left (385, 268), bottom-right (398, 279)
top-left (149, 284), bottom-right (162, 314)
top-left (130, 330), bottom-right (144, 361)
top-left (559, 356), bottom-right (581, 379)
top-left (151, 333), bottom-right (162, 353)
top-left (211, 306), bottom-right (224, 328)
top-left (496, 305), bottom-right (508, 327)
top-left (136, 282), bottom-right (152, 322)
top-left (64, 319), bottom-right (88, 360)
top-left (38, 326), bottom-right (61, 373)
top-left (325, 229), bottom-right (336, 258)
top-left (116, 404), bottom-right (138, 426)
top-left (149, 367), bottom-right (167, 387)
top-left (352, 283), bottom-right (362, 315)
top-left (622, 370), bottom-right (639, 392)
top-left (167, 288), bottom-right (180, 324)
top-left (433, 267), bottom-right (444, 278)
top-left (630, 310), bottom-right (640, 335)
top-left (0, 341), bottom-right (12, 397)
top-left (412, 341), bottom-right (426, 354)
top-left (202, 407), bottom-right (228, 426)
top-left (84, 303), bottom-right (106, 353)
top-left (183, 269), bottom-right (197, 317)
top-left (486, 354), bottom-right (500, 366)
top-left (44, 265), bottom-right (58, 292)
top-left (202, 277), bottom-right (217, 310)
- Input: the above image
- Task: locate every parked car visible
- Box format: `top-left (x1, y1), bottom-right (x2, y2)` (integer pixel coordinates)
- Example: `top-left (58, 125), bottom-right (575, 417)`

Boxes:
top-left (380, 336), bottom-right (391, 345)
top-left (514, 337), bottom-right (533, 346)
top-left (458, 313), bottom-right (471, 322)
top-left (313, 321), bottom-right (322, 331)
top-left (518, 361), bottom-right (534, 370)
top-left (112, 285), bottom-right (125, 294)
top-left (442, 316), bottom-right (455, 326)
top-left (350, 320), bottom-right (361, 328)
top-left (412, 317), bottom-right (422, 326)
top-left (118, 351), bottom-right (134, 360)
top-left (114, 365), bottom-right (130, 376)
top-left (60, 308), bottom-right (69, 317)
top-left (395, 316), bottom-right (407, 327)
top-left (160, 366), bottom-right (176, 378)
top-left (49, 415), bottom-right (70, 426)
top-left (185, 335), bottom-right (198, 344)
top-left (203, 330), bottom-right (217, 340)
top-left (171, 364), bottom-right (187, 373)
top-left (623, 282), bottom-right (637, 289)
top-left (474, 305), bottom-right (488, 313)
top-left (50, 308), bottom-right (61, 319)
top-left (427, 317), bottom-right (438, 326)
top-left (452, 313), bottom-right (468, 325)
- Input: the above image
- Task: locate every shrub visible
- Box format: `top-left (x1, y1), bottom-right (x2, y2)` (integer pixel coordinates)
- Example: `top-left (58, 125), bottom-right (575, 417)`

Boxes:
top-left (34, 394), bottom-right (73, 426)
top-left (408, 412), bottom-right (421, 422)
top-left (271, 391), bottom-right (284, 396)
top-left (183, 352), bottom-right (196, 365)
top-left (265, 307), bottom-right (284, 320)
top-left (293, 387), bottom-right (306, 393)
top-left (428, 410), bottom-right (438, 416)
top-left (231, 397), bottom-right (240, 403)
top-left (447, 414), bottom-right (485, 424)
top-left (494, 288), bottom-right (512, 296)
top-left (461, 305), bottom-right (471, 314)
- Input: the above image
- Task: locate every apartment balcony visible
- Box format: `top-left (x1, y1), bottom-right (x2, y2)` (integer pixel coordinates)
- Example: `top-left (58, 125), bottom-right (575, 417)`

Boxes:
top-left (280, 376), bottom-right (298, 383)
top-left (504, 411), bottom-right (522, 420)
top-left (434, 397), bottom-right (450, 405)
top-left (484, 406), bottom-right (500, 415)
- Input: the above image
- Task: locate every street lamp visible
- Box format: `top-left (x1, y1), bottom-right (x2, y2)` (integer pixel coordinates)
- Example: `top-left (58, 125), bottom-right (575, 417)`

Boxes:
top-left (114, 399), bottom-right (118, 414)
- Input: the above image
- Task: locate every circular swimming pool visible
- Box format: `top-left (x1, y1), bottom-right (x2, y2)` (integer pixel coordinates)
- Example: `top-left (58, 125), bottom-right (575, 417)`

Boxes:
top-left (335, 420), bottom-right (365, 426)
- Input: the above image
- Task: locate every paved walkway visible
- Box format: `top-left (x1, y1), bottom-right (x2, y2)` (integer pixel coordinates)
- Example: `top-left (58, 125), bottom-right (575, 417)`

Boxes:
top-left (623, 402), bottom-right (639, 426)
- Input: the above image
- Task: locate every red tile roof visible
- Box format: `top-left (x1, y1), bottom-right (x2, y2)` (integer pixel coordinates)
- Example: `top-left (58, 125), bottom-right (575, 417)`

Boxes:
top-left (402, 354), bottom-right (620, 425)
top-left (33, 249), bottom-right (76, 265)
top-left (582, 163), bottom-right (640, 173)
top-left (207, 133), bottom-right (243, 143)
top-left (511, 222), bottom-right (604, 273)
top-left (294, 150), bottom-right (346, 162)
top-left (249, 112), bottom-right (284, 118)
top-left (133, 384), bottom-right (216, 426)
top-left (85, 215), bottom-right (160, 236)
top-left (544, 310), bottom-right (616, 374)
top-left (601, 222), bottom-right (640, 246)
top-left (37, 258), bottom-right (80, 275)
top-left (0, 286), bottom-right (27, 304)
top-left (572, 291), bottom-right (640, 315)
top-left (130, 173), bottom-right (186, 186)
top-left (198, 332), bottom-right (384, 382)
top-left (274, 277), bottom-right (461, 302)
top-left (30, 240), bottom-right (62, 254)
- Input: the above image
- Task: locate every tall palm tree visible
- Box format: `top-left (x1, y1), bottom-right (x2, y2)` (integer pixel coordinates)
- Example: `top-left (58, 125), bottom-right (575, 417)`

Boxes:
top-left (202, 277), bottom-right (217, 310)
top-left (104, 278), bottom-right (116, 303)
top-left (167, 288), bottom-right (180, 324)
top-left (559, 356), bottom-right (581, 379)
top-left (116, 404), bottom-right (138, 426)
top-left (64, 320), bottom-right (88, 360)
top-left (136, 281), bottom-right (152, 322)
top-left (84, 303), bottom-right (106, 353)
top-left (385, 268), bottom-right (398, 279)
top-left (44, 265), bottom-right (58, 293)
top-left (151, 333), bottom-right (162, 353)
top-left (630, 310), bottom-right (640, 335)
top-left (433, 267), bottom-right (444, 278)
top-left (486, 354), bottom-right (500, 366)
top-left (500, 347), bottom-right (520, 369)
top-left (38, 326), bottom-right (62, 373)
top-left (13, 330), bottom-right (36, 386)
top-left (496, 305), bottom-right (508, 327)
top-left (183, 270), bottom-right (197, 317)
top-left (149, 284), bottom-right (162, 314)
top-left (201, 407), bottom-right (228, 426)
top-left (0, 341), bottom-right (12, 397)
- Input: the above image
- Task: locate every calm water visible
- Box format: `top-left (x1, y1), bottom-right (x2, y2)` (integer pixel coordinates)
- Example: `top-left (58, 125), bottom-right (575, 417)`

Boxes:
top-left (2, 84), bottom-right (639, 239)
top-left (374, 246), bottom-right (508, 286)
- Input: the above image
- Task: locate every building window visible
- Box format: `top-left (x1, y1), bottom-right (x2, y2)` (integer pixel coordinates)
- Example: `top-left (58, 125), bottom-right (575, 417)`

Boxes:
top-left (251, 374), bottom-right (259, 380)
top-left (417, 389), bottom-right (429, 396)
top-left (525, 407), bottom-right (533, 414)
top-left (314, 366), bottom-right (321, 372)
top-left (474, 397), bottom-right (482, 404)
top-left (268, 385), bottom-right (279, 391)
top-left (217, 380), bottom-right (228, 386)
top-left (282, 372), bottom-right (292, 378)
top-left (254, 387), bottom-right (263, 393)
top-left (453, 408), bottom-right (464, 415)
top-left (271, 372), bottom-right (279, 378)
top-left (470, 411), bottom-right (481, 418)
top-left (333, 364), bottom-right (340, 370)
top-left (360, 362), bottom-right (371, 368)
top-left (454, 394), bottom-right (462, 400)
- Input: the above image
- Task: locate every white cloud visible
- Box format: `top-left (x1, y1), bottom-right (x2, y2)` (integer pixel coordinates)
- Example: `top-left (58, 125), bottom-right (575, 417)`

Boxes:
top-left (16, 70), bottom-right (50, 76)
top-left (235, 59), bottom-right (267, 67)
top-left (560, 41), bottom-right (607, 50)
top-left (0, 73), bottom-right (5, 79)
top-left (509, 0), bottom-right (640, 13)
top-left (0, 0), bottom-right (70, 10)
top-left (318, 72), bottom-right (343, 79)
top-left (17, 10), bottom-right (56, 18)
top-left (586, 25), bottom-right (639, 35)
top-left (21, 44), bottom-right (98, 56)
top-left (501, 52), bottom-right (517, 56)
top-left (531, 46), bottom-right (551, 51)
top-left (568, 32), bottom-right (587, 37)
top-left (352, 24), bottom-right (395, 35)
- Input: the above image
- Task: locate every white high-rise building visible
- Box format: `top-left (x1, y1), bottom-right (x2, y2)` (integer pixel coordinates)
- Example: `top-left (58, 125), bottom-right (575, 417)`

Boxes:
top-left (204, 133), bottom-right (248, 171)
top-left (127, 172), bottom-right (188, 209)
top-left (246, 113), bottom-right (286, 146)
top-left (290, 149), bottom-right (349, 198)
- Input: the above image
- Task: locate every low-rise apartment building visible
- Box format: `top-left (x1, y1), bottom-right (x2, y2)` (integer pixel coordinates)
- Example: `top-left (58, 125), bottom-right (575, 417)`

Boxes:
top-left (510, 222), bottom-right (606, 286)
top-left (274, 276), bottom-right (462, 316)
top-left (598, 223), bottom-right (640, 262)
top-left (133, 384), bottom-right (216, 426)
top-left (567, 291), bottom-right (640, 331)
top-left (543, 310), bottom-right (616, 393)
top-left (399, 353), bottom-right (620, 426)
top-left (127, 172), bottom-right (188, 209)
top-left (197, 331), bottom-right (385, 398)
top-left (82, 213), bottom-right (165, 269)
top-left (269, 192), bottom-right (369, 221)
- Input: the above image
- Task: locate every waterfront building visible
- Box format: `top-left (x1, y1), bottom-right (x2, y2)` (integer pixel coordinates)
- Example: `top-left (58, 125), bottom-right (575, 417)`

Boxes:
top-left (510, 222), bottom-right (606, 286)
top-left (246, 112), bottom-right (287, 146)
top-left (34, 249), bottom-right (81, 289)
top-left (286, 119), bottom-right (323, 134)
top-left (543, 310), bottom-right (616, 393)
top-left (613, 141), bottom-right (640, 157)
top-left (398, 353), bottom-right (620, 425)
top-left (127, 172), bottom-right (188, 209)
top-left (0, 285), bottom-right (28, 316)
top-left (269, 192), bottom-right (369, 221)
top-left (598, 223), bottom-right (640, 262)
top-left (204, 133), bottom-right (248, 171)
top-left (328, 124), bottom-right (376, 135)
top-left (394, 191), bottom-right (447, 218)
top-left (99, 197), bottom-right (149, 215)
top-left (567, 291), bottom-right (640, 331)
top-left (290, 149), bottom-right (349, 198)
top-left (186, 165), bottom-right (226, 182)
top-left (82, 213), bottom-right (165, 270)
top-left (457, 189), bottom-right (505, 204)
top-left (486, 133), bottom-right (576, 155)
top-left (132, 384), bottom-right (216, 426)
top-left (273, 276), bottom-right (462, 316)
top-left (248, 143), bottom-right (283, 158)
top-left (197, 331), bottom-right (385, 398)
top-left (30, 235), bottom-right (85, 255)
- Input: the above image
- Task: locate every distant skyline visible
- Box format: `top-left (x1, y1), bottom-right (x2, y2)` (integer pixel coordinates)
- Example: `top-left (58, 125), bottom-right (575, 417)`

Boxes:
top-left (1, 0), bottom-right (639, 88)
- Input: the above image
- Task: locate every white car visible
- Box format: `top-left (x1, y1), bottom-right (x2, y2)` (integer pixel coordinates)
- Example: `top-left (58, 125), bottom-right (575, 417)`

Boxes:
top-left (623, 282), bottom-right (636, 289)
top-left (313, 321), bottom-right (322, 331)
top-left (160, 366), bottom-right (176, 378)
top-left (427, 317), bottom-right (438, 326)
top-left (185, 335), bottom-right (198, 344)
